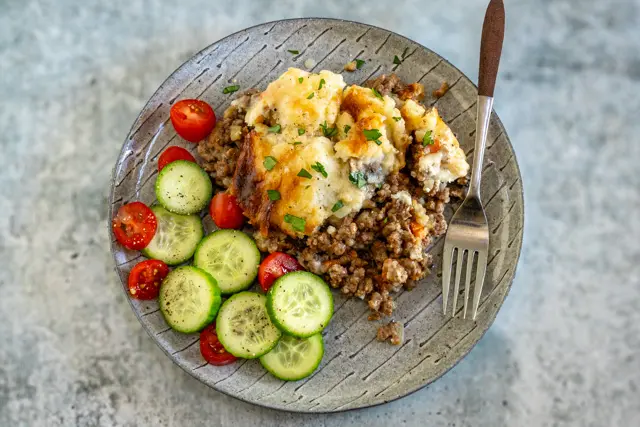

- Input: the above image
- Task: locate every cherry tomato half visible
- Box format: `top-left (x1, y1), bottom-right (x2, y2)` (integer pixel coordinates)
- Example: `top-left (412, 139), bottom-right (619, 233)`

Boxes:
top-left (170, 99), bottom-right (216, 142)
top-left (209, 192), bottom-right (245, 229)
top-left (127, 259), bottom-right (169, 300)
top-left (158, 146), bottom-right (196, 171)
top-left (258, 252), bottom-right (304, 292)
top-left (112, 202), bottom-right (157, 250)
top-left (200, 324), bottom-right (238, 366)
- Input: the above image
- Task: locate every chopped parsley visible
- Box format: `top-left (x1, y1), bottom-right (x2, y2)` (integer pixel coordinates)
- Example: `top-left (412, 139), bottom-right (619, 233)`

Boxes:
top-left (267, 190), bottom-right (281, 201)
top-left (355, 59), bottom-right (365, 69)
top-left (320, 121), bottom-right (338, 138)
top-left (422, 130), bottom-right (434, 146)
top-left (363, 128), bottom-right (383, 145)
top-left (268, 124), bottom-right (281, 133)
top-left (292, 141), bottom-right (302, 145)
top-left (287, 49), bottom-right (299, 55)
top-left (297, 168), bottom-right (312, 179)
top-left (311, 161), bottom-right (328, 178)
top-left (298, 77), bottom-right (304, 83)
top-left (263, 156), bottom-right (277, 171)
top-left (349, 171), bottom-right (367, 189)
top-left (223, 85), bottom-right (240, 94)
top-left (298, 128), bottom-right (305, 136)
top-left (371, 88), bottom-right (383, 99)
top-left (392, 116), bottom-right (402, 122)
top-left (383, 217), bottom-right (388, 224)
top-left (318, 78), bottom-right (325, 90)
top-left (344, 124), bottom-right (351, 134)
top-left (284, 214), bottom-right (306, 232)
top-left (331, 200), bottom-right (344, 212)
top-left (393, 55), bottom-right (402, 65)
top-left (307, 92), bottom-right (315, 99)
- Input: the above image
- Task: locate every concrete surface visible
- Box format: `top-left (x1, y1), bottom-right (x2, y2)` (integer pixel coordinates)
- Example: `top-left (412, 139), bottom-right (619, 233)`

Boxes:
top-left (1, 0), bottom-right (639, 426)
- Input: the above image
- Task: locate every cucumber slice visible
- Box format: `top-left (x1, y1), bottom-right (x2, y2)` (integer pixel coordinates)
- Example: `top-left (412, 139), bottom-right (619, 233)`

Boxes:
top-left (141, 205), bottom-right (203, 265)
top-left (216, 292), bottom-right (281, 358)
top-left (193, 230), bottom-right (260, 294)
top-left (155, 160), bottom-right (212, 215)
top-left (159, 266), bottom-right (221, 333)
top-left (267, 271), bottom-right (333, 338)
top-left (260, 334), bottom-right (324, 381)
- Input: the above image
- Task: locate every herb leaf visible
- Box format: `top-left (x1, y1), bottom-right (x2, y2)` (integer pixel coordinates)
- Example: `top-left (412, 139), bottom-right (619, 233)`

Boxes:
top-left (320, 121), bottom-right (338, 138)
top-left (371, 88), bottom-right (383, 99)
top-left (422, 130), bottom-right (434, 146)
top-left (298, 128), bottom-right (305, 136)
top-left (318, 78), bottom-right (325, 90)
top-left (268, 124), bottom-right (281, 133)
top-left (307, 92), bottom-right (315, 99)
top-left (344, 124), bottom-right (351, 134)
top-left (363, 128), bottom-right (383, 146)
top-left (288, 49), bottom-right (299, 55)
top-left (393, 55), bottom-right (402, 65)
top-left (284, 214), bottom-right (306, 232)
top-left (331, 200), bottom-right (344, 212)
top-left (311, 161), bottom-right (328, 178)
top-left (355, 59), bottom-right (365, 69)
top-left (267, 190), bottom-right (281, 201)
top-left (297, 168), bottom-right (312, 179)
top-left (292, 141), bottom-right (302, 145)
top-left (349, 171), bottom-right (367, 189)
top-left (263, 156), bottom-right (277, 171)
top-left (392, 116), bottom-right (402, 122)
top-left (298, 77), bottom-right (304, 83)
top-left (223, 85), bottom-right (240, 94)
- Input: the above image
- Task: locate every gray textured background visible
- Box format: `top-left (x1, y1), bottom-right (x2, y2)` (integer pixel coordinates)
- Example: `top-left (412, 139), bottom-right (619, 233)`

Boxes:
top-left (1, 0), bottom-right (639, 426)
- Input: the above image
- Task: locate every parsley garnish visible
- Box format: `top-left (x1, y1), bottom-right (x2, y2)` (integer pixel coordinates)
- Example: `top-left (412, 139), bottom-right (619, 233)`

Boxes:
top-left (383, 217), bottom-right (388, 224)
top-left (422, 130), bottom-right (434, 146)
top-left (318, 78), bottom-right (325, 90)
top-left (263, 156), bottom-right (277, 171)
top-left (355, 59), bottom-right (365, 69)
top-left (298, 77), bottom-right (304, 83)
top-left (292, 141), bottom-right (302, 145)
top-left (223, 85), bottom-right (240, 94)
top-left (267, 190), bottom-right (281, 201)
top-left (284, 214), bottom-right (306, 232)
top-left (268, 124), bottom-right (281, 133)
top-left (320, 121), bottom-right (338, 138)
top-left (331, 200), bottom-right (344, 212)
top-left (371, 88), bottom-right (383, 99)
top-left (344, 124), bottom-right (351, 134)
top-left (307, 92), bottom-right (315, 99)
top-left (349, 171), bottom-right (367, 189)
top-left (297, 168), bottom-right (312, 179)
top-left (393, 55), bottom-right (402, 65)
top-left (363, 128), bottom-right (383, 145)
top-left (311, 161), bottom-right (328, 178)
top-left (298, 128), bottom-right (305, 135)
top-left (392, 116), bottom-right (402, 122)
top-left (288, 49), bottom-right (299, 55)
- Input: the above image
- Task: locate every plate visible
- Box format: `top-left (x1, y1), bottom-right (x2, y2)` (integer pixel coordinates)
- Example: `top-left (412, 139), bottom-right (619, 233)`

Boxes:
top-left (109, 18), bottom-right (524, 413)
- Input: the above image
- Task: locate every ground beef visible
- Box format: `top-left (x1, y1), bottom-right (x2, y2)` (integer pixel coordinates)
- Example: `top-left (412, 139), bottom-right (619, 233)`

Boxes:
top-left (377, 321), bottom-right (404, 345)
top-left (364, 74), bottom-right (424, 102)
top-left (432, 81), bottom-right (450, 99)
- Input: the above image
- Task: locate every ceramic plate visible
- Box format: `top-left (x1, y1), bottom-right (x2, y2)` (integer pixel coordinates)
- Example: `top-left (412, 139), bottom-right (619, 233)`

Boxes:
top-left (109, 18), bottom-right (524, 413)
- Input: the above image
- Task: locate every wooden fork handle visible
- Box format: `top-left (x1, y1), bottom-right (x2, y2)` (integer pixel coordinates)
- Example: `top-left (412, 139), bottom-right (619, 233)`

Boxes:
top-left (478, 0), bottom-right (505, 97)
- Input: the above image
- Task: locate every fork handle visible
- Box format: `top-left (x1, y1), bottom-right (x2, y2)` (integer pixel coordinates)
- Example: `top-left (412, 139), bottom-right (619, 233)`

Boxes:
top-left (469, 0), bottom-right (505, 198)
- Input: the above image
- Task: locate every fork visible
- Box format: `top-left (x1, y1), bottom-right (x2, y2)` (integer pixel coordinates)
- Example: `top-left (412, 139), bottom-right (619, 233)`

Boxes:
top-left (442, 0), bottom-right (505, 320)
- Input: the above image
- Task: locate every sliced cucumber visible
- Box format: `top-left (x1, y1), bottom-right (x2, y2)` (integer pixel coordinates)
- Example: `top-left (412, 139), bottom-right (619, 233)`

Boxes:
top-left (216, 292), bottom-right (281, 358)
top-left (267, 271), bottom-right (333, 338)
top-left (260, 334), bottom-right (324, 381)
top-left (141, 205), bottom-right (203, 265)
top-left (159, 266), bottom-right (221, 333)
top-left (155, 160), bottom-right (212, 215)
top-left (193, 230), bottom-right (260, 294)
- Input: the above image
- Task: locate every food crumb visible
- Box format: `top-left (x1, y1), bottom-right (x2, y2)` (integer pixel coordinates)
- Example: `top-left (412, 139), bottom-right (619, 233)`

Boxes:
top-left (344, 61), bottom-right (357, 72)
top-left (377, 321), bottom-right (404, 345)
top-left (432, 81), bottom-right (450, 99)
top-left (304, 58), bottom-right (316, 69)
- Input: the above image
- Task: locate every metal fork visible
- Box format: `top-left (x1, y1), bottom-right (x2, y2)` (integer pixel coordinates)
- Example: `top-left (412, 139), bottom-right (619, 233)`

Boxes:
top-left (442, 0), bottom-right (505, 320)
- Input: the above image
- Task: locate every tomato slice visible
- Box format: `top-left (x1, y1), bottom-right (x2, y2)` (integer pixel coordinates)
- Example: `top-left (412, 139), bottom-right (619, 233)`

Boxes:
top-left (112, 202), bottom-right (157, 250)
top-left (158, 146), bottom-right (196, 171)
top-left (200, 324), bottom-right (238, 366)
top-left (127, 259), bottom-right (169, 300)
top-left (209, 192), bottom-right (245, 229)
top-left (258, 252), bottom-right (304, 292)
top-left (170, 99), bottom-right (216, 142)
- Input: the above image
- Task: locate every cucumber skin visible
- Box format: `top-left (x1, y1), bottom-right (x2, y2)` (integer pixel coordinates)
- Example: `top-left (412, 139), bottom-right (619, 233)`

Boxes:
top-left (266, 271), bottom-right (334, 338)
top-left (259, 334), bottom-right (324, 381)
top-left (155, 160), bottom-right (213, 215)
top-left (159, 266), bottom-right (222, 334)
top-left (141, 206), bottom-right (203, 266)
top-left (193, 230), bottom-right (260, 295)
top-left (216, 292), bottom-right (282, 359)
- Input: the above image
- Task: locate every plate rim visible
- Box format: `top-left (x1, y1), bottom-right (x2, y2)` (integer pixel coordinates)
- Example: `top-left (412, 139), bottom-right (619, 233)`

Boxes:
top-left (108, 17), bottom-right (525, 413)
